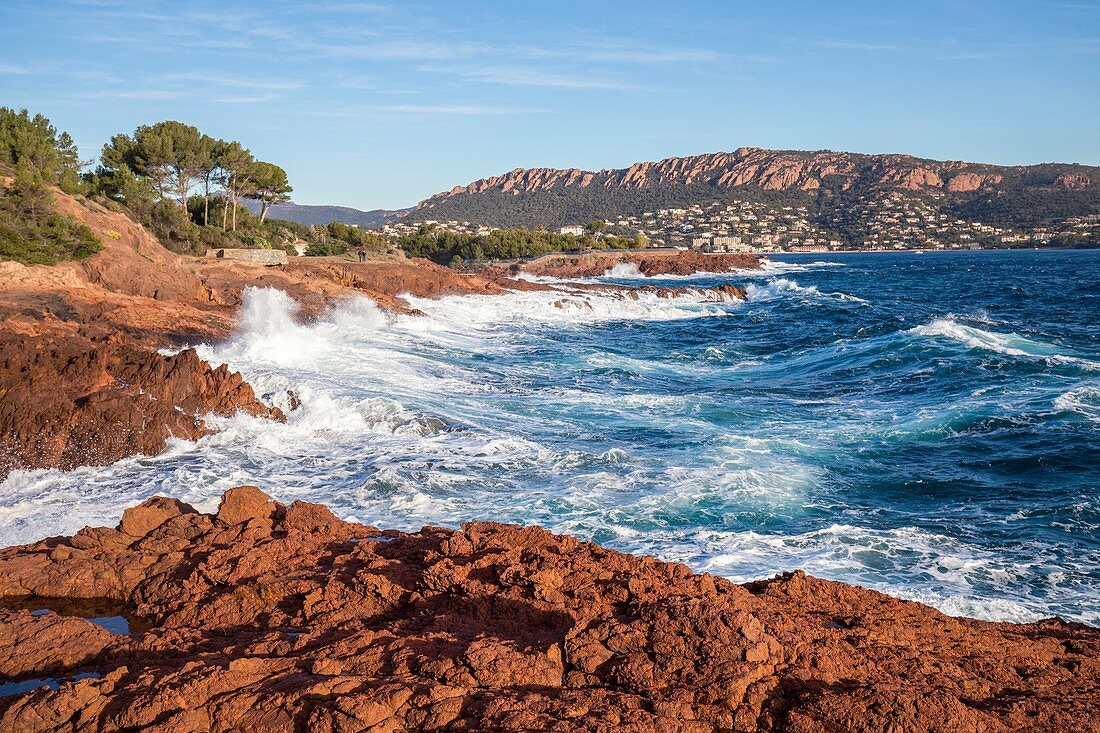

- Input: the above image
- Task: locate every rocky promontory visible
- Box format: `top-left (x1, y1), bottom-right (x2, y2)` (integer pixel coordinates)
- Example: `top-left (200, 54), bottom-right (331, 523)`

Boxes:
top-left (0, 487), bottom-right (1096, 732)
top-left (517, 250), bottom-right (760, 279)
top-left (0, 334), bottom-right (281, 477)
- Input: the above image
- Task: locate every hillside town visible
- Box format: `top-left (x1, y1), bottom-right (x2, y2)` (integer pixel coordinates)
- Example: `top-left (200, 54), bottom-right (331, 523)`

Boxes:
top-left (379, 195), bottom-right (1099, 254)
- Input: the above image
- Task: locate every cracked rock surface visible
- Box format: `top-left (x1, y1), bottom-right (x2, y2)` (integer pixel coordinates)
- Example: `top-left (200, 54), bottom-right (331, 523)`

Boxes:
top-left (0, 486), bottom-right (1096, 732)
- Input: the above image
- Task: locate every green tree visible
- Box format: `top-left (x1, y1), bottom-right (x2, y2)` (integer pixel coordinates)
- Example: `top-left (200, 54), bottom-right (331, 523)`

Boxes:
top-left (5, 160), bottom-right (53, 223)
top-left (0, 107), bottom-right (81, 191)
top-left (250, 161), bottom-right (292, 222)
top-left (196, 134), bottom-right (219, 226)
top-left (214, 141), bottom-right (255, 231)
top-left (101, 121), bottom-right (209, 210)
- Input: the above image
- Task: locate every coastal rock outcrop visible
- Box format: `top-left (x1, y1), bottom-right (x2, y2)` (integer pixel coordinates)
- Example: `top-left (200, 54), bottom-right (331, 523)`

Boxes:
top-left (0, 488), bottom-right (1096, 732)
top-left (0, 334), bottom-right (282, 477)
top-left (1055, 172), bottom-right (1092, 190)
top-left (519, 250), bottom-right (760, 279)
top-left (51, 191), bottom-right (206, 304)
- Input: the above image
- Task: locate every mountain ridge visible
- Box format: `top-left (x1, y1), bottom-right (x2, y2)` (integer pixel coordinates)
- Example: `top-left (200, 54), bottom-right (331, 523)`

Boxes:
top-left (242, 199), bottom-right (411, 228)
top-left (408, 147), bottom-right (1100, 236)
top-left (420, 147), bottom-right (1097, 199)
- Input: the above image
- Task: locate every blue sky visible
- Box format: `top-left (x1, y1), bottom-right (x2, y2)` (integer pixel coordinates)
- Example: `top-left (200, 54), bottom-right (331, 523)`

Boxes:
top-left (2, 1), bottom-right (1098, 209)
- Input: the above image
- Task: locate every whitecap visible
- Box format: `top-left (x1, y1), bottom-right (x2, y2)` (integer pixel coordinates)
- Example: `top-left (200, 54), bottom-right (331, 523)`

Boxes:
top-left (912, 318), bottom-right (1100, 370)
top-left (746, 277), bottom-right (867, 304)
top-left (1054, 386), bottom-right (1100, 422)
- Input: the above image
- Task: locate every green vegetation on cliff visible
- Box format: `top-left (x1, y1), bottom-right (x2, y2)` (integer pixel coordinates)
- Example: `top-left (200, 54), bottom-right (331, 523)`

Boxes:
top-left (412, 183), bottom-right (815, 231)
top-left (86, 121), bottom-right (295, 255)
top-left (0, 108), bottom-right (102, 265)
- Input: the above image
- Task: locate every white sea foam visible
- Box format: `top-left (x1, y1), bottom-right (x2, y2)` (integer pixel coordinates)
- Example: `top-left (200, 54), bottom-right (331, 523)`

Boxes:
top-left (0, 285), bottom-right (739, 546)
top-left (757, 259), bottom-right (847, 274)
top-left (1, 279), bottom-right (1095, 625)
top-left (632, 523), bottom-right (1094, 624)
top-left (402, 286), bottom-right (736, 327)
top-left (602, 262), bottom-right (643, 278)
top-left (912, 318), bottom-right (1099, 370)
top-left (745, 277), bottom-right (867, 304)
top-left (1054, 386), bottom-right (1100, 422)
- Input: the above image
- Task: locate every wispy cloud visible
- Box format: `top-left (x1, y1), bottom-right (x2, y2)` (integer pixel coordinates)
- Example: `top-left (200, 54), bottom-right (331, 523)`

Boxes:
top-left (447, 66), bottom-right (637, 90)
top-left (165, 72), bottom-right (305, 91)
top-left (76, 89), bottom-right (189, 100)
top-left (293, 102), bottom-right (550, 118)
top-left (378, 104), bottom-right (547, 116)
top-left (210, 94), bottom-right (284, 105)
top-left (812, 38), bottom-right (900, 52)
top-left (0, 64), bottom-right (31, 75)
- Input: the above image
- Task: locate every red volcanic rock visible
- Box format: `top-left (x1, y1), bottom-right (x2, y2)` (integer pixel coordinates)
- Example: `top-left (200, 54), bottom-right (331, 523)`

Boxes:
top-left (417, 148), bottom-right (1061, 205)
top-left (51, 191), bottom-right (205, 303)
top-left (0, 334), bottom-right (283, 478)
top-left (118, 496), bottom-right (196, 538)
top-left (216, 485), bottom-right (281, 528)
top-left (0, 488), bottom-right (1096, 732)
top-left (879, 166), bottom-right (944, 190)
top-left (946, 171), bottom-right (1003, 192)
top-left (0, 612), bottom-right (112, 678)
top-left (1055, 172), bottom-right (1092, 190)
top-left (521, 250), bottom-right (760, 279)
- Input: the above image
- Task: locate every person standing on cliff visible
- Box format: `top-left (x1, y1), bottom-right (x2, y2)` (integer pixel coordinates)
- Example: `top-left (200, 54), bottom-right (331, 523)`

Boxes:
top-left (357, 248), bottom-right (366, 263)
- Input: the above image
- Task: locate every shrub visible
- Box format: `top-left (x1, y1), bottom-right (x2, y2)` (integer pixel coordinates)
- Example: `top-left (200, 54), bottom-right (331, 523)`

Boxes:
top-left (0, 168), bottom-right (102, 264)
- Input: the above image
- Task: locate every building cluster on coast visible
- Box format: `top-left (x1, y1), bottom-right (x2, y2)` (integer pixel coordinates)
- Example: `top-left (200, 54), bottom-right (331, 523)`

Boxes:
top-left (609, 195), bottom-right (1098, 253)
top-left (375, 195), bottom-right (1098, 254)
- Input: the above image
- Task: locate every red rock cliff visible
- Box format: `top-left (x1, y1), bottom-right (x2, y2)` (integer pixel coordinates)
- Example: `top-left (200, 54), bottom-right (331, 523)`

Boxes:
top-left (418, 148), bottom-right (1071, 206)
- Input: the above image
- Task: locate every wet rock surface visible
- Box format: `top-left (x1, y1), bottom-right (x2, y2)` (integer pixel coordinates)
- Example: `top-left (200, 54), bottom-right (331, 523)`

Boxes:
top-left (0, 332), bottom-right (282, 478)
top-left (0, 487), bottom-right (1095, 732)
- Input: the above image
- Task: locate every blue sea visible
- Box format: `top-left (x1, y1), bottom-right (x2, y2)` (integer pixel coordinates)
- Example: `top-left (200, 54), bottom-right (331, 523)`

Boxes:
top-left (1, 250), bottom-right (1097, 623)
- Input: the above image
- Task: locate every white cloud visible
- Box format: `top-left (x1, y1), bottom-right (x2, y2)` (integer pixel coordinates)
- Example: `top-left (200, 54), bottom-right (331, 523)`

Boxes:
top-left (165, 72), bottom-right (305, 91)
top-left (378, 104), bottom-right (546, 115)
top-left (448, 66), bottom-right (637, 90)
top-left (812, 39), bottom-right (900, 52)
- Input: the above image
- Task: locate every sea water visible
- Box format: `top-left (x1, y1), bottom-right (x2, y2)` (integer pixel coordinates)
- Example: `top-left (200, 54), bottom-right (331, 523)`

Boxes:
top-left (1, 250), bottom-right (1097, 624)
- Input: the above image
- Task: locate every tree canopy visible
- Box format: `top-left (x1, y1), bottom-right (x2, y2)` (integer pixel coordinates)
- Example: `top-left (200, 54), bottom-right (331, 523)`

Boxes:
top-left (0, 108), bottom-right (81, 191)
top-left (87, 119), bottom-right (299, 254)
top-left (396, 225), bottom-right (644, 264)
top-left (251, 161), bottom-right (293, 222)
top-left (0, 108), bottom-right (101, 265)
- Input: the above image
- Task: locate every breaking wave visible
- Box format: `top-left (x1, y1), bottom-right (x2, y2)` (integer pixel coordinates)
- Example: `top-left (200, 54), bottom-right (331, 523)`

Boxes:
top-left (912, 318), bottom-right (1100, 370)
top-left (602, 262), bottom-right (643, 278)
top-left (2, 251), bottom-right (1098, 624)
top-left (1055, 386), bottom-right (1100, 423)
top-left (746, 277), bottom-right (868, 304)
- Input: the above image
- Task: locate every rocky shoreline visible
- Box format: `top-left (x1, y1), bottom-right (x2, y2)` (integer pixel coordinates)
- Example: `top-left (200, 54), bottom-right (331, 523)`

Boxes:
top-left (0, 487), bottom-right (1095, 732)
top-left (0, 190), bottom-right (754, 479)
top-left (6, 198), bottom-right (1096, 731)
